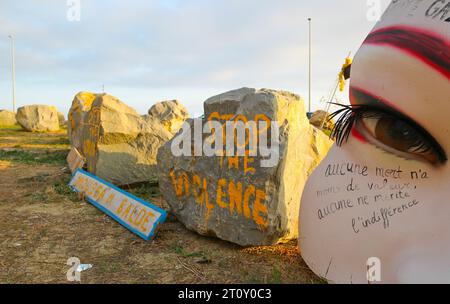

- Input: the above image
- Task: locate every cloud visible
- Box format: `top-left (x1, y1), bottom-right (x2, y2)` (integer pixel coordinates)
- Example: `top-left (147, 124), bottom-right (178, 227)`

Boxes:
top-left (0, 0), bottom-right (379, 115)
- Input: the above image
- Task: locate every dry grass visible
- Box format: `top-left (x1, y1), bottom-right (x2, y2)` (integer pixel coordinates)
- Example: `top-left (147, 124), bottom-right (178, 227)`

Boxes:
top-left (0, 127), bottom-right (321, 284)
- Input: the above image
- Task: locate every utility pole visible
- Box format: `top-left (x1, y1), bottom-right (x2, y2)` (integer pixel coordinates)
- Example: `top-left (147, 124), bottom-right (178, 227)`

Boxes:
top-left (8, 35), bottom-right (16, 112)
top-left (308, 18), bottom-right (312, 114)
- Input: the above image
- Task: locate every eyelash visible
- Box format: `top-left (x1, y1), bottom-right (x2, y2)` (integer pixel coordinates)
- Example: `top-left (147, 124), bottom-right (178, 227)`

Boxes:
top-left (328, 103), bottom-right (447, 163)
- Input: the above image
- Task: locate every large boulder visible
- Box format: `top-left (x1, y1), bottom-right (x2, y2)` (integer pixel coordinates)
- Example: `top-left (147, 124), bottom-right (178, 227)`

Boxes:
top-left (156, 88), bottom-right (333, 246)
top-left (67, 92), bottom-right (189, 186)
top-left (0, 110), bottom-right (17, 126)
top-left (309, 110), bottom-right (334, 131)
top-left (58, 112), bottom-right (66, 127)
top-left (16, 105), bottom-right (60, 132)
top-left (147, 100), bottom-right (189, 134)
top-left (68, 92), bottom-right (97, 154)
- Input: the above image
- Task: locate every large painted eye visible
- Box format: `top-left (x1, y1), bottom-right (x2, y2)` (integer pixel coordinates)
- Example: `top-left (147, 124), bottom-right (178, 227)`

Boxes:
top-left (355, 112), bottom-right (446, 165)
top-left (330, 102), bottom-right (447, 165)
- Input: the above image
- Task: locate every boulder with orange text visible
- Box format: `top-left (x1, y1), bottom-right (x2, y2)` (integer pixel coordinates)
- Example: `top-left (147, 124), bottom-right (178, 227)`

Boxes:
top-left (156, 88), bottom-right (333, 246)
top-left (67, 92), bottom-right (189, 186)
top-left (16, 105), bottom-right (60, 132)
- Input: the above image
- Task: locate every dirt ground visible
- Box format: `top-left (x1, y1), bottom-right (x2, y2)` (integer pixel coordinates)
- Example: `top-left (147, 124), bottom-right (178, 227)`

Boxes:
top-left (0, 126), bottom-right (322, 284)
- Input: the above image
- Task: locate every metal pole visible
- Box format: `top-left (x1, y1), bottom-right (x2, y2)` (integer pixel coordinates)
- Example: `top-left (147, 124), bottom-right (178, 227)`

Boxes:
top-left (308, 18), bottom-right (312, 114)
top-left (8, 35), bottom-right (16, 113)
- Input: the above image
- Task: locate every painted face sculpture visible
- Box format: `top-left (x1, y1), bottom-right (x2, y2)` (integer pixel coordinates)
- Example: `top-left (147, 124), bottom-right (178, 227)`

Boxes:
top-left (299, 0), bottom-right (450, 283)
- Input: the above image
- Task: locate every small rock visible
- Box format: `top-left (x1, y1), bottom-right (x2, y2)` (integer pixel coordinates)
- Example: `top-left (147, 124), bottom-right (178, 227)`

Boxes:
top-left (194, 257), bottom-right (212, 264)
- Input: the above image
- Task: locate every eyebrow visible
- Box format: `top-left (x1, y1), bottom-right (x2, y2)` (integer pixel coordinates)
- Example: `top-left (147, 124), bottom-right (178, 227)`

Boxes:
top-left (363, 25), bottom-right (450, 80)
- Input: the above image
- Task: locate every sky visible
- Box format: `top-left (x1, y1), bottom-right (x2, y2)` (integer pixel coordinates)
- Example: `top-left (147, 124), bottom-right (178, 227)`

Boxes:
top-left (0, 0), bottom-right (390, 117)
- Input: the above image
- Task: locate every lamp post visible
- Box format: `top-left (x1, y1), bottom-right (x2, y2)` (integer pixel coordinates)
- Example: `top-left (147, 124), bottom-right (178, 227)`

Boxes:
top-left (308, 18), bottom-right (312, 114)
top-left (8, 35), bottom-right (16, 113)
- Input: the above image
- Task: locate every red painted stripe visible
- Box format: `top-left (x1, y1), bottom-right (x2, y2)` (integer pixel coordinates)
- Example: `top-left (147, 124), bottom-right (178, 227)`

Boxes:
top-left (363, 25), bottom-right (450, 80)
top-left (351, 127), bottom-right (367, 144)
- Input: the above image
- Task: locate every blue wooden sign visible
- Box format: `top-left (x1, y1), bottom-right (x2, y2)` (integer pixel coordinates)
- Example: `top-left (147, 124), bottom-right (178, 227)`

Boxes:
top-left (69, 169), bottom-right (167, 241)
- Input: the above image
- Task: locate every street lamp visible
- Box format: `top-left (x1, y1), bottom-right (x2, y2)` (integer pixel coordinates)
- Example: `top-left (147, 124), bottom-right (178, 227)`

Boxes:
top-left (8, 35), bottom-right (16, 113)
top-left (307, 18), bottom-right (312, 114)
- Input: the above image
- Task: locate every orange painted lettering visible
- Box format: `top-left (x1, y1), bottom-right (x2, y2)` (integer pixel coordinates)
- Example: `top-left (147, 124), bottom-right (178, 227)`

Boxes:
top-left (228, 180), bottom-right (243, 215)
top-left (253, 190), bottom-right (268, 229)
top-left (243, 185), bottom-right (255, 219)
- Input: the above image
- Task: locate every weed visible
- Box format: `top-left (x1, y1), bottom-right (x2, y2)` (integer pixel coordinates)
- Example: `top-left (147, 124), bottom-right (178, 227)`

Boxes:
top-left (128, 184), bottom-right (160, 201)
top-left (218, 260), bottom-right (228, 269)
top-left (27, 192), bottom-right (49, 202)
top-left (311, 276), bottom-right (329, 284)
top-left (18, 172), bottom-right (52, 183)
top-left (0, 125), bottom-right (22, 131)
top-left (172, 244), bottom-right (206, 258)
top-left (0, 149), bottom-right (67, 165)
top-left (269, 266), bottom-right (282, 284)
top-left (246, 275), bottom-right (264, 284)
top-left (53, 181), bottom-right (80, 202)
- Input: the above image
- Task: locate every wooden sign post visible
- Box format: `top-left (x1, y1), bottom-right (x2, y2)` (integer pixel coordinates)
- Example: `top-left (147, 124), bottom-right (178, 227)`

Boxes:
top-left (67, 147), bottom-right (85, 173)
